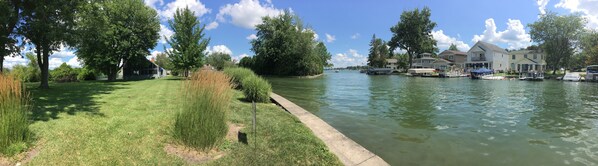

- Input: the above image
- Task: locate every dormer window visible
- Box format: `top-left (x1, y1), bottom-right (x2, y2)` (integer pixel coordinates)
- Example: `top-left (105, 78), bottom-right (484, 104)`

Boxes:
top-left (524, 54), bottom-right (528, 58)
top-left (512, 55), bottom-right (515, 59)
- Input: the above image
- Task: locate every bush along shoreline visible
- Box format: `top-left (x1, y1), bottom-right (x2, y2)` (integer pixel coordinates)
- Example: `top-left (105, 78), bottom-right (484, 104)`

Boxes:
top-left (224, 67), bottom-right (272, 103)
top-left (0, 74), bottom-right (31, 156)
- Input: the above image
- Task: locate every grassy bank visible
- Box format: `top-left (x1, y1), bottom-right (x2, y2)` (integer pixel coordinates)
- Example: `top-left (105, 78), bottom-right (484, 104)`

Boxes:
top-left (17, 78), bottom-right (340, 165)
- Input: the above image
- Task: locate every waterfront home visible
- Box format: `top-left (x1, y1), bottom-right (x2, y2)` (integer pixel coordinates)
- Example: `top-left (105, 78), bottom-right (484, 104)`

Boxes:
top-left (431, 58), bottom-right (453, 71)
top-left (412, 53), bottom-right (436, 68)
top-left (508, 49), bottom-right (547, 73)
top-left (438, 50), bottom-right (467, 68)
top-left (588, 65), bottom-right (598, 81)
top-left (465, 41), bottom-right (510, 72)
top-left (385, 58), bottom-right (399, 70)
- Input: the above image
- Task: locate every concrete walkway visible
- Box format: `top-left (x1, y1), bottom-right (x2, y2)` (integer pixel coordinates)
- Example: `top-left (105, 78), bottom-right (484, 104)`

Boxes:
top-left (270, 93), bottom-right (389, 166)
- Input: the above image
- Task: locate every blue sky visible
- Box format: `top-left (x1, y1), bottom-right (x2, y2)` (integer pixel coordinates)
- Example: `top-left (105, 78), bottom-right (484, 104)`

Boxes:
top-left (4, 0), bottom-right (598, 69)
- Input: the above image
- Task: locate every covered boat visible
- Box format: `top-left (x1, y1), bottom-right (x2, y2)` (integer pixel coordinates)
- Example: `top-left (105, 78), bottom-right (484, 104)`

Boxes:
top-left (470, 68), bottom-right (492, 79)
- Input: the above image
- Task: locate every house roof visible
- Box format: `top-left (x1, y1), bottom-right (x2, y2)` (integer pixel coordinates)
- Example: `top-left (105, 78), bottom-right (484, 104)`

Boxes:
top-left (515, 57), bottom-right (546, 65)
top-left (476, 41), bottom-right (509, 54)
top-left (509, 49), bottom-right (543, 54)
top-left (439, 50), bottom-right (467, 56)
top-left (432, 58), bottom-right (453, 64)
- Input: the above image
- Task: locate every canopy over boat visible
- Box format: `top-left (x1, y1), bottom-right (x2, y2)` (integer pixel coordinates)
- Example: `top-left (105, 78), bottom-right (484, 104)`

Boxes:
top-left (471, 68), bottom-right (492, 74)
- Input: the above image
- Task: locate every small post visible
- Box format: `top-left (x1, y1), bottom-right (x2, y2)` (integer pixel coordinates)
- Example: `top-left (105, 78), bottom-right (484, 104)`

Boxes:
top-left (252, 101), bottom-right (257, 160)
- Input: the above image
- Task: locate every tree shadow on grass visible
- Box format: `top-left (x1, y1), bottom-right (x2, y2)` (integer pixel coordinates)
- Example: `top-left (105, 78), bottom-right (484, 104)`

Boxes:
top-left (26, 81), bottom-right (127, 121)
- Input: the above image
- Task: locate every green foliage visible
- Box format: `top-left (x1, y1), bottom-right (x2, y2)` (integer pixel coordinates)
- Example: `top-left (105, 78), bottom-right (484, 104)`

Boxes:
top-left (174, 71), bottom-right (231, 151)
top-left (154, 53), bottom-right (173, 70)
top-left (206, 52), bottom-right (233, 70)
top-left (448, 43), bottom-right (459, 51)
top-left (388, 7), bottom-right (438, 68)
top-left (368, 34), bottom-right (390, 68)
top-left (10, 53), bottom-right (40, 82)
top-left (50, 63), bottom-right (78, 82)
top-left (580, 31), bottom-right (598, 66)
top-left (528, 12), bottom-right (585, 73)
top-left (0, 0), bottom-right (21, 72)
top-left (250, 11), bottom-right (330, 76)
top-left (223, 67), bottom-right (256, 88)
top-left (166, 7), bottom-right (210, 77)
top-left (77, 67), bottom-right (97, 81)
top-left (0, 74), bottom-right (31, 156)
top-left (241, 76), bottom-right (272, 103)
top-left (239, 56), bottom-right (254, 68)
top-left (74, 0), bottom-right (160, 81)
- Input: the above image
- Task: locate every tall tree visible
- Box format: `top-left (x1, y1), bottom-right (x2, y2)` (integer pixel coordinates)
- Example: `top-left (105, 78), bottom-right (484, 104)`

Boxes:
top-left (0, 0), bottom-right (21, 73)
top-left (155, 53), bottom-right (173, 70)
top-left (388, 7), bottom-right (437, 68)
top-left (314, 41), bottom-right (332, 68)
top-left (448, 43), bottom-right (459, 51)
top-left (528, 12), bottom-right (585, 75)
top-left (251, 11), bottom-right (328, 76)
top-left (580, 31), bottom-right (598, 66)
top-left (165, 7), bottom-right (209, 77)
top-left (368, 34), bottom-right (390, 68)
top-left (74, 0), bottom-right (159, 81)
top-left (20, 0), bottom-right (81, 88)
top-left (206, 52), bottom-right (232, 70)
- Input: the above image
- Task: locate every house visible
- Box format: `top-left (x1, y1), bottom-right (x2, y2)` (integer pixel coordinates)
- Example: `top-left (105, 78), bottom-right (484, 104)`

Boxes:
top-left (431, 58), bottom-right (453, 71)
top-left (412, 53), bottom-right (436, 68)
top-left (465, 41), bottom-right (510, 72)
top-left (385, 59), bottom-right (398, 70)
top-left (438, 50), bottom-right (467, 68)
top-left (121, 56), bottom-right (167, 80)
top-left (507, 49), bottom-right (547, 72)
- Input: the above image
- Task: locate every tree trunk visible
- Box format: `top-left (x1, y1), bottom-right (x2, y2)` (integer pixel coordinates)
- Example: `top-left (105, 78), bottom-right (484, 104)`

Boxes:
top-left (552, 66), bottom-right (556, 75)
top-left (408, 53), bottom-right (413, 69)
top-left (0, 56), bottom-right (4, 73)
top-left (39, 48), bottom-right (50, 89)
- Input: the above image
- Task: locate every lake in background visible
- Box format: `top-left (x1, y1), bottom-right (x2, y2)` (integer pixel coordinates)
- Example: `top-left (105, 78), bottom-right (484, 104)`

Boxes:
top-left (267, 70), bottom-right (598, 166)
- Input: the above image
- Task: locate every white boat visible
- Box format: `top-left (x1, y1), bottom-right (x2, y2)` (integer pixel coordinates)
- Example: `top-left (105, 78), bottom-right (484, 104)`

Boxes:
top-left (481, 74), bottom-right (505, 80)
top-left (562, 73), bottom-right (581, 82)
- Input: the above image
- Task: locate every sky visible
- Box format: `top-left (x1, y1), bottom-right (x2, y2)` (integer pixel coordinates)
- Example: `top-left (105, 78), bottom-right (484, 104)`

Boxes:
top-left (4, 0), bottom-right (598, 69)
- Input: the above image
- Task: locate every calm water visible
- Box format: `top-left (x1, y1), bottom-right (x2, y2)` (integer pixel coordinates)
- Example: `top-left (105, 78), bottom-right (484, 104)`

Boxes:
top-left (266, 70), bottom-right (598, 166)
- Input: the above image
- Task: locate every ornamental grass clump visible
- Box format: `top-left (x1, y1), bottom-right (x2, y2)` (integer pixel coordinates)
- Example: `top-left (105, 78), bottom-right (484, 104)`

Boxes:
top-left (223, 67), bottom-right (255, 89)
top-left (0, 74), bottom-right (31, 155)
top-left (174, 70), bottom-right (232, 151)
top-left (241, 76), bottom-right (271, 103)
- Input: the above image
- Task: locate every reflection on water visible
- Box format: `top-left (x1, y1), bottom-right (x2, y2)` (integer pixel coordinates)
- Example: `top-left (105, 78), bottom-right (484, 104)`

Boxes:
top-left (267, 71), bottom-right (598, 166)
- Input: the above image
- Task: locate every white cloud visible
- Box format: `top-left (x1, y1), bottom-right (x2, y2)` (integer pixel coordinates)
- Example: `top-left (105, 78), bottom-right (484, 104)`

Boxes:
top-left (472, 18), bottom-right (532, 49)
top-left (206, 45), bottom-right (233, 55)
top-left (216, 0), bottom-right (284, 29)
top-left (3, 56), bottom-right (29, 69)
top-left (325, 33), bottom-right (336, 43)
top-left (246, 34), bottom-right (258, 40)
top-left (159, 24), bottom-right (175, 44)
top-left (232, 53), bottom-right (250, 61)
top-left (351, 33), bottom-right (360, 39)
top-left (331, 49), bottom-right (367, 67)
top-left (67, 56), bottom-right (81, 68)
top-left (555, 0), bottom-right (598, 29)
top-left (159, 0), bottom-right (211, 20)
top-left (537, 0), bottom-right (550, 15)
top-left (314, 33), bottom-right (319, 41)
top-left (432, 30), bottom-right (471, 51)
top-left (205, 21), bottom-right (219, 30)
top-left (49, 58), bottom-right (64, 69)
top-left (144, 0), bottom-right (164, 9)
top-left (51, 44), bottom-right (75, 58)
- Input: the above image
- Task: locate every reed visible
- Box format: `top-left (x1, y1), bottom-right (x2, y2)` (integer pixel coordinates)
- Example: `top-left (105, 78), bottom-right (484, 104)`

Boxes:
top-left (223, 67), bottom-right (256, 89)
top-left (173, 70), bottom-right (232, 151)
top-left (241, 76), bottom-right (272, 103)
top-left (0, 74), bottom-right (30, 155)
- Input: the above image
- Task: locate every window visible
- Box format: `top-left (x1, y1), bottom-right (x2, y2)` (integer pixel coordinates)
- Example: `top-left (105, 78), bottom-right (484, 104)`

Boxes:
top-left (533, 54), bottom-right (537, 59)
top-left (524, 54), bottom-right (528, 58)
top-left (512, 55), bottom-right (516, 59)
top-left (449, 55), bottom-right (454, 60)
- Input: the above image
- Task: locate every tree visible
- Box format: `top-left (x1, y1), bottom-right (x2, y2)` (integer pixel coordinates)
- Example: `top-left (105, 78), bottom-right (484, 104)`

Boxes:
top-left (239, 56), bottom-right (254, 68)
top-left (0, 0), bottom-right (21, 73)
top-left (528, 12), bottom-right (585, 75)
top-left (250, 11), bottom-right (329, 76)
top-left (580, 31), bottom-right (598, 66)
top-left (388, 7), bottom-right (438, 68)
top-left (368, 34), bottom-right (390, 68)
top-left (73, 0), bottom-right (160, 81)
top-left (206, 52), bottom-right (232, 70)
top-left (448, 43), bottom-right (459, 51)
top-left (165, 7), bottom-right (209, 77)
top-left (155, 53), bottom-right (173, 70)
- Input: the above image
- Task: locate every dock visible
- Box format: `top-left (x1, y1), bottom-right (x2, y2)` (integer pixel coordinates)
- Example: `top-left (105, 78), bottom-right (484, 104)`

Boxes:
top-left (270, 93), bottom-right (389, 166)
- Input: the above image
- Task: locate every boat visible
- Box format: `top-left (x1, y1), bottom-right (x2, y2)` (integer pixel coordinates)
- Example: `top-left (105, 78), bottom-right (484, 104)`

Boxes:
top-left (562, 73), bottom-right (582, 82)
top-left (518, 71), bottom-right (544, 81)
top-left (481, 74), bottom-right (506, 80)
top-left (470, 68), bottom-right (492, 79)
top-left (407, 68), bottom-right (435, 77)
top-left (334, 70), bottom-right (340, 73)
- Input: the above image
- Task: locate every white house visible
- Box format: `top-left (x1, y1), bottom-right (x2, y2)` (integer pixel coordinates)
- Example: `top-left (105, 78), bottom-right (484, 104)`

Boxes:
top-left (385, 58), bottom-right (399, 70)
top-left (508, 49), bottom-right (547, 72)
top-left (412, 53), bottom-right (436, 68)
top-left (465, 41), bottom-right (510, 72)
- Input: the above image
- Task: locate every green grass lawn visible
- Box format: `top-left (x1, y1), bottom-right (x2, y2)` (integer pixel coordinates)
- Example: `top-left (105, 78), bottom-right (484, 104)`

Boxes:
top-left (21, 78), bottom-right (340, 165)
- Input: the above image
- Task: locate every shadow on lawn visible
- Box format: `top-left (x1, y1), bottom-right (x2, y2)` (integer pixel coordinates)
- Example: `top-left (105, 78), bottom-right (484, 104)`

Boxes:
top-left (27, 81), bottom-right (127, 121)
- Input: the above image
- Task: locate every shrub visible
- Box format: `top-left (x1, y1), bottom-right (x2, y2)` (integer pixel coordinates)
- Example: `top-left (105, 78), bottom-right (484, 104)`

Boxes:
top-left (174, 70), bottom-right (232, 151)
top-left (10, 64), bottom-right (40, 82)
top-left (241, 76), bottom-right (272, 103)
top-left (0, 74), bottom-right (31, 155)
top-left (51, 63), bottom-right (78, 82)
top-left (77, 68), bottom-right (97, 81)
top-left (223, 67), bottom-right (255, 88)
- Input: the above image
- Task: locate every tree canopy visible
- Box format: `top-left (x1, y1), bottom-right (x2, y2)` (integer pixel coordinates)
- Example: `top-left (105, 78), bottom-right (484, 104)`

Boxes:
top-left (249, 11), bottom-right (330, 76)
top-left (388, 7), bottom-right (437, 68)
top-left (165, 7), bottom-right (209, 77)
top-left (580, 30), bottom-right (598, 66)
top-left (368, 34), bottom-right (390, 68)
top-left (74, 0), bottom-right (160, 81)
top-left (0, 0), bottom-right (21, 73)
top-left (528, 12), bottom-right (585, 74)
top-left (206, 52), bottom-right (233, 70)
top-left (155, 53), bottom-right (173, 70)
top-left (448, 43), bottom-right (459, 51)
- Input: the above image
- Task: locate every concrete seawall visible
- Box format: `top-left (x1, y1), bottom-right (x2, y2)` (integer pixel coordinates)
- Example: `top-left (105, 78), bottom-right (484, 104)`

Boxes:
top-left (270, 93), bottom-right (389, 166)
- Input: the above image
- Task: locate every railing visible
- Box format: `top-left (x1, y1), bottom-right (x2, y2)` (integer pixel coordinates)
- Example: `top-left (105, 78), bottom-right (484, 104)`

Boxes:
top-left (470, 57), bottom-right (486, 61)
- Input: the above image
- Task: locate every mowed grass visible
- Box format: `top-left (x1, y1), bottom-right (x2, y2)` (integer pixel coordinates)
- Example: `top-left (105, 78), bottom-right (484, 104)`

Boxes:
top-left (24, 78), bottom-right (341, 165)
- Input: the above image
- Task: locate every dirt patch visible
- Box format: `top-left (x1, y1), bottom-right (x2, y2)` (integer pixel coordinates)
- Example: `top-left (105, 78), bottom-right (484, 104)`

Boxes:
top-left (0, 143), bottom-right (41, 166)
top-left (226, 123), bottom-right (245, 142)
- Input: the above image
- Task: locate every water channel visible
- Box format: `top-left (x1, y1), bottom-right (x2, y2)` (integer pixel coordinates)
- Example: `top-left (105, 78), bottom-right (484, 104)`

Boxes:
top-left (266, 70), bottom-right (598, 166)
